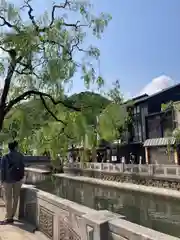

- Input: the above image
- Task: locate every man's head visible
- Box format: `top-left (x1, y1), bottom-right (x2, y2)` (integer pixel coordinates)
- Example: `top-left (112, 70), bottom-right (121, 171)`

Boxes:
top-left (8, 141), bottom-right (18, 151)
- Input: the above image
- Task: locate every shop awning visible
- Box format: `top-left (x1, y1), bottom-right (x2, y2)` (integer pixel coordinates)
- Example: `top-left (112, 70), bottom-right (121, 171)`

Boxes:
top-left (143, 137), bottom-right (176, 147)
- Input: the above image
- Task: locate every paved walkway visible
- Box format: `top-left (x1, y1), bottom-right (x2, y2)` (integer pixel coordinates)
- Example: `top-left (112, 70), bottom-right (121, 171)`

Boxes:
top-left (0, 199), bottom-right (46, 240)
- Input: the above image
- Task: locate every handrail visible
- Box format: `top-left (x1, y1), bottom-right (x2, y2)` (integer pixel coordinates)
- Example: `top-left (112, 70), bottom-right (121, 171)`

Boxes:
top-left (64, 162), bottom-right (180, 177)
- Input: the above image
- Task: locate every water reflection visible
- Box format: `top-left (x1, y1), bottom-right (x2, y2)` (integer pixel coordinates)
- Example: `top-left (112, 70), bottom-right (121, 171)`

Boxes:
top-left (37, 176), bottom-right (180, 237)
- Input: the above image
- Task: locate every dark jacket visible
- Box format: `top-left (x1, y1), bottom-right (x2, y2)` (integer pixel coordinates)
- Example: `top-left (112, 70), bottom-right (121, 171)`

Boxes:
top-left (1, 150), bottom-right (24, 183)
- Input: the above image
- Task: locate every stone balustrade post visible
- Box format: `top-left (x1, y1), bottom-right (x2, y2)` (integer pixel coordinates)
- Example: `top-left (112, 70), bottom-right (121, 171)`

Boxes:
top-left (148, 165), bottom-right (154, 176)
top-left (176, 167), bottom-right (179, 176)
top-left (82, 210), bottom-right (123, 240)
top-left (121, 163), bottom-right (125, 173)
top-left (164, 166), bottom-right (168, 176)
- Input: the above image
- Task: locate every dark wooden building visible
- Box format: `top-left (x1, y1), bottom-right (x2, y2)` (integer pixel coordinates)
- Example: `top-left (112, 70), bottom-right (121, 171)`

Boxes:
top-left (113, 83), bottom-right (180, 164)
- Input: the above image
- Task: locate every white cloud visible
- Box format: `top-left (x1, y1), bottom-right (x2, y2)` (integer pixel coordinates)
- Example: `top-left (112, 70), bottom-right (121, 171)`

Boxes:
top-left (139, 75), bottom-right (175, 96)
top-left (123, 91), bottom-right (133, 101)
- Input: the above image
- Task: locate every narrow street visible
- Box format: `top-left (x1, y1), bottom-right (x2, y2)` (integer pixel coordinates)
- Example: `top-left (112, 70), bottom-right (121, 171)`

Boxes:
top-left (0, 199), bottom-right (47, 240)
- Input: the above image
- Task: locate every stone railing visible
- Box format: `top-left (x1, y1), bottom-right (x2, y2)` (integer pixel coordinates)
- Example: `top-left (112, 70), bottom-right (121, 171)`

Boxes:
top-left (0, 167), bottom-right (51, 186)
top-left (25, 167), bottom-right (51, 185)
top-left (24, 155), bottom-right (51, 167)
top-left (0, 167), bottom-right (51, 200)
top-left (63, 163), bottom-right (180, 191)
top-left (18, 184), bottom-right (178, 240)
top-left (64, 162), bottom-right (180, 178)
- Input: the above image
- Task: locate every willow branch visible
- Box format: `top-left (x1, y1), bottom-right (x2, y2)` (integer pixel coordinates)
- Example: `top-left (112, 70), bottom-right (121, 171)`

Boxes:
top-left (24, 0), bottom-right (87, 33)
top-left (5, 90), bottom-right (81, 114)
top-left (40, 95), bottom-right (67, 125)
top-left (49, 0), bottom-right (71, 27)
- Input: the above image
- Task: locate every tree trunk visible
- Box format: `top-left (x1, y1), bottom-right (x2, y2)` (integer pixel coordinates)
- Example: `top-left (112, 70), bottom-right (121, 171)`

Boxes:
top-left (0, 107), bottom-right (5, 133)
top-left (0, 58), bottom-right (17, 133)
top-left (92, 147), bottom-right (97, 162)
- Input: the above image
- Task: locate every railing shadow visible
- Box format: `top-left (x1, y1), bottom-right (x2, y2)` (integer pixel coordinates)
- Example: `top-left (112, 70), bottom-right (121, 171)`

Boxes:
top-left (12, 219), bottom-right (37, 233)
top-left (18, 186), bottom-right (39, 232)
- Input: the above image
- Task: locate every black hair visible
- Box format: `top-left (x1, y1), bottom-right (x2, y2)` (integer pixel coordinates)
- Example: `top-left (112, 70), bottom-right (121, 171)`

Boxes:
top-left (8, 141), bottom-right (18, 151)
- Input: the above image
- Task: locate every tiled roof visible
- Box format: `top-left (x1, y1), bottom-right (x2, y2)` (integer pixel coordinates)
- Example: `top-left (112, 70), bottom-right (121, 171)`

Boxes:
top-left (135, 83), bottom-right (180, 104)
top-left (143, 137), bottom-right (176, 147)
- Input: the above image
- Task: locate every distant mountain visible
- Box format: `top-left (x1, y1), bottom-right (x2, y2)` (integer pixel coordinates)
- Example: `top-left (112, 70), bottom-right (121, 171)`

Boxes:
top-left (68, 91), bottom-right (111, 125)
top-left (5, 91), bottom-right (111, 127)
top-left (68, 91), bottom-right (110, 108)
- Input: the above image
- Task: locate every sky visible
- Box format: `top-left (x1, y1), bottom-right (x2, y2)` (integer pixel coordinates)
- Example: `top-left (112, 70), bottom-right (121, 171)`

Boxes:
top-left (2, 0), bottom-right (180, 98)
top-left (90, 0), bottom-right (180, 98)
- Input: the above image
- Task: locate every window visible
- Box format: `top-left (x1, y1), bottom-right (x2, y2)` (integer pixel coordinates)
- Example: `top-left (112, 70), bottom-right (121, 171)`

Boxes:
top-left (138, 123), bottom-right (142, 141)
top-left (133, 124), bottom-right (138, 141)
top-left (142, 105), bottom-right (148, 116)
top-left (141, 104), bottom-right (148, 140)
top-left (133, 118), bottom-right (142, 142)
top-left (162, 111), bottom-right (173, 137)
top-left (133, 107), bottom-right (136, 114)
top-left (147, 115), bottom-right (161, 138)
top-left (136, 106), bottom-right (140, 113)
top-left (131, 105), bottom-right (144, 142)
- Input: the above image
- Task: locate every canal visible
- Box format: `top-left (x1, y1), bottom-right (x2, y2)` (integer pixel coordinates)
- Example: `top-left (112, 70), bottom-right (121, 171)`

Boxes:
top-left (36, 176), bottom-right (180, 238)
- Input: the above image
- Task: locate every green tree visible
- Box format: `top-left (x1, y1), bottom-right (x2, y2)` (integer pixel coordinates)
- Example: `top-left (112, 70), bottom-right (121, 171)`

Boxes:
top-left (0, 0), bottom-right (111, 133)
top-left (96, 79), bottom-right (127, 143)
top-left (69, 91), bottom-right (110, 125)
top-left (106, 79), bottom-right (124, 104)
top-left (98, 103), bottom-right (130, 142)
top-left (0, 99), bottom-right (47, 151)
top-left (1, 91), bottom-right (110, 158)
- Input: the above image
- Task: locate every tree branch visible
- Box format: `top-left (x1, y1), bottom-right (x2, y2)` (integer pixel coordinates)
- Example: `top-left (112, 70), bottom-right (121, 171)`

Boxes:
top-left (0, 16), bottom-right (20, 32)
top-left (0, 56), bottom-right (17, 111)
top-left (14, 69), bottom-right (39, 79)
top-left (0, 0), bottom-right (88, 67)
top-left (23, 0), bottom-right (39, 32)
top-left (24, 0), bottom-right (88, 32)
top-left (46, 127), bottom-right (74, 142)
top-left (40, 95), bottom-right (67, 125)
top-left (42, 37), bottom-right (86, 62)
top-left (14, 58), bottom-right (40, 78)
top-left (5, 90), bottom-right (81, 114)
top-left (49, 0), bottom-right (71, 27)
top-left (59, 127), bottom-right (75, 140)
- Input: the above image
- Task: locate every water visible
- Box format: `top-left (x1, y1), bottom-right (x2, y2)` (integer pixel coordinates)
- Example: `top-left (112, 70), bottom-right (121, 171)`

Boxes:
top-left (36, 176), bottom-right (180, 238)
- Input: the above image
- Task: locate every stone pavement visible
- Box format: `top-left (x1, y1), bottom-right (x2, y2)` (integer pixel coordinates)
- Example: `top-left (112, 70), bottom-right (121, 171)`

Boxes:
top-left (0, 199), bottom-right (47, 240)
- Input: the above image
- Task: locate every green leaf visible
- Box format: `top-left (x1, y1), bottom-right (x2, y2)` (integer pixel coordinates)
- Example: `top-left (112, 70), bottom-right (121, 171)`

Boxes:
top-left (0, 0), bottom-right (112, 159)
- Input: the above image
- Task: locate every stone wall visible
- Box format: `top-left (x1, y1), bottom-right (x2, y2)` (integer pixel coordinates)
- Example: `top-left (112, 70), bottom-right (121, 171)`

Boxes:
top-left (64, 163), bottom-right (180, 191)
top-left (18, 185), bottom-right (178, 240)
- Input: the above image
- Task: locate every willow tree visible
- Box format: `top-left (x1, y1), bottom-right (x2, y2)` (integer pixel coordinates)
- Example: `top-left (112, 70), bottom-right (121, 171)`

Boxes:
top-left (98, 79), bottom-right (130, 141)
top-left (0, 94), bottom-right (90, 157)
top-left (0, 0), bottom-right (111, 135)
top-left (0, 98), bottom-right (50, 153)
top-left (1, 93), bottom-right (107, 159)
top-left (98, 103), bottom-right (129, 142)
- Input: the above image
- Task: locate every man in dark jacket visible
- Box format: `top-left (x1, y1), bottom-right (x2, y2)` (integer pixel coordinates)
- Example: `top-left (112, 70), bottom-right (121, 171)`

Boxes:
top-left (0, 141), bottom-right (24, 224)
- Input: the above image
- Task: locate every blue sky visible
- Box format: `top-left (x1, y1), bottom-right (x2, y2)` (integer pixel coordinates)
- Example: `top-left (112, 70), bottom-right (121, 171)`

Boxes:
top-left (10, 0), bottom-right (180, 97)
top-left (90, 0), bottom-right (180, 97)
